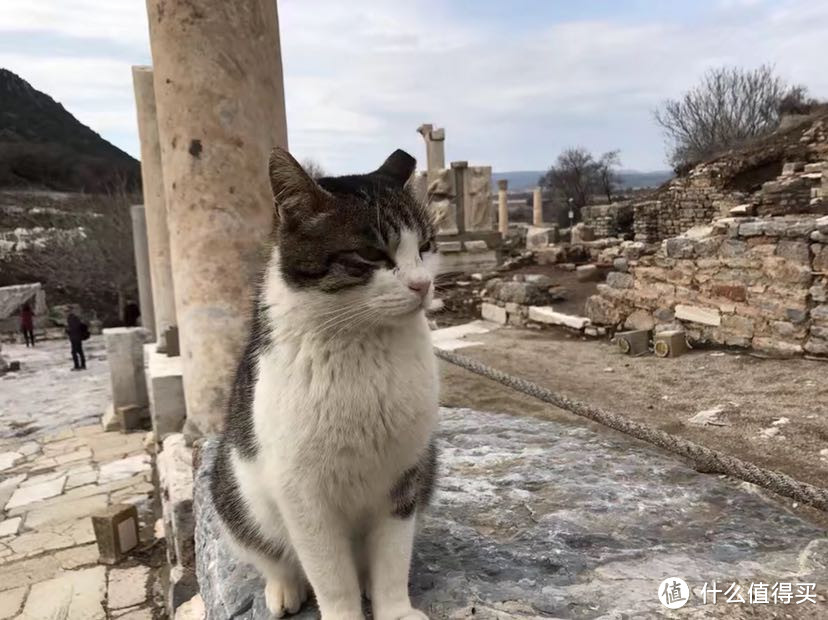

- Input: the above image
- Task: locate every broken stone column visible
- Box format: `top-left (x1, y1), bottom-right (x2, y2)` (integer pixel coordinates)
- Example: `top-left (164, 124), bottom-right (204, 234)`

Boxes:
top-left (103, 327), bottom-right (150, 431)
top-left (130, 205), bottom-right (156, 340)
top-left (132, 66), bottom-right (177, 350)
top-left (533, 187), bottom-right (543, 226)
top-left (417, 123), bottom-right (445, 172)
top-left (146, 0), bottom-right (288, 436)
top-left (498, 179), bottom-right (509, 235)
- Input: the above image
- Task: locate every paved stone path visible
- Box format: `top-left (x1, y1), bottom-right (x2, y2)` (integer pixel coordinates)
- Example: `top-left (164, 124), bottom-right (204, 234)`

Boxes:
top-left (196, 407), bottom-right (828, 619)
top-left (0, 337), bottom-right (162, 619)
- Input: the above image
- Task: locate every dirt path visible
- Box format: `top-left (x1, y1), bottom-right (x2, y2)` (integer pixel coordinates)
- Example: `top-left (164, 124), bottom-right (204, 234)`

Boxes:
top-left (438, 326), bottom-right (828, 528)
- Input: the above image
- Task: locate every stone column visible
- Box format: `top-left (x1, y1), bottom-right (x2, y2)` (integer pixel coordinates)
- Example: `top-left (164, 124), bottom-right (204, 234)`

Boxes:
top-left (417, 124), bottom-right (445, 172)
top-left (533, 187), bottom-right (543, 226)
top-left (131, 205), bottom-right (156, 339)
top-left (132, 65), bottom-right (177, 350)
top-left (498, 179), bottom-right (509, 236)
top-left (146, 0), bottom-right (288, 437)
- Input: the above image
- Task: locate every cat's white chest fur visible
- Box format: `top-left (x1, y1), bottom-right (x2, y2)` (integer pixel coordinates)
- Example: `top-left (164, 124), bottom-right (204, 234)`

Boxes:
top-left (250, 312), bottom-right (438, 513)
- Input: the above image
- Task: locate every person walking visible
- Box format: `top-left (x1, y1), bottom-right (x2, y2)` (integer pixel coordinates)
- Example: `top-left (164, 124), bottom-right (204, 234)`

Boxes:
top-left (20, 303), bottom-right (35, 347)
top-left (66, 309), bottom-right (88, 371)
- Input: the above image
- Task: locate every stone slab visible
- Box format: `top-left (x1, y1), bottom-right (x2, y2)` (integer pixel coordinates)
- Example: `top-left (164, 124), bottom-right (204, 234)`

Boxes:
top-left (528, 306), bottom-right (590, 330)
top-left (675, 304), bottom-right (722, 327)
top-left (194, 407), bottom-right (828, 618)
top-left (19, 565), bottom-right (106, 620)
top-left (480, 302), bottom-right (507, 325)
top-left (5, 474), bottom-right (66, 510)
top-left (108, 565), bottom-right (151, 610)
top-left (0, 585), bottom-right (26, 619)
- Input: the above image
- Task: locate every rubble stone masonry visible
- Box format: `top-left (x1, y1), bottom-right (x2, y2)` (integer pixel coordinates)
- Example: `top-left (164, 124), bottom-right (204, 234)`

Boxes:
top-left (586, 214), bottom-right (828, 358)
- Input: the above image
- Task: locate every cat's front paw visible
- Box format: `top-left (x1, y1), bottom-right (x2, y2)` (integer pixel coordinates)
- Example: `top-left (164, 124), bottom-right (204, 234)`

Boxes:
top-left (396, 610), bottom-right (429, 620)
top-left (265, 576), bottom-right (309, 617)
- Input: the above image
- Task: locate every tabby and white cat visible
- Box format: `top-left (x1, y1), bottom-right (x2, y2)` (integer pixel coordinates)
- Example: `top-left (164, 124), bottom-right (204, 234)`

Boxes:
top-left (211, 148), bottom-right (439, 620)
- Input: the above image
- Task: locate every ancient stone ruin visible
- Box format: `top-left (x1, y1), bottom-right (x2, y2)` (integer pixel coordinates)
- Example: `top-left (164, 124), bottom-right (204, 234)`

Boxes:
top-left (411, 125), bottom-right (501, 273)
top-left (582, 111), bottom-right (828, 358)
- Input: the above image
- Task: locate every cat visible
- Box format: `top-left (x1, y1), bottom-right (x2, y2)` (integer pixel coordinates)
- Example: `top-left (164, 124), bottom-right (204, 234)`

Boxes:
top-left (211, 147), bottom-right (440, 620)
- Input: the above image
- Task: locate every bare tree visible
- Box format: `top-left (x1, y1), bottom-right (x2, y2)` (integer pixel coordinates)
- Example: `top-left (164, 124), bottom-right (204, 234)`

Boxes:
top-left (539, 147), bottom-right (595, 212)
top-left (301, 158), bottom-right (326, 180)
top-left (595, 150), bottom-right (621, 203)
top-left (654, 65), bottom-right (808, 168)
top-left (539, 147), bottom-right (623, 221)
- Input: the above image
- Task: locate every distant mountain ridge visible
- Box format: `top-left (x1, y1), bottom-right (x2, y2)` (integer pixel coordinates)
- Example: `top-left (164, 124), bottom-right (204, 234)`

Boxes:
top-left (0, 68), bottom-right (140, 192)
top-left (492, 169), bottom-right (674, 192)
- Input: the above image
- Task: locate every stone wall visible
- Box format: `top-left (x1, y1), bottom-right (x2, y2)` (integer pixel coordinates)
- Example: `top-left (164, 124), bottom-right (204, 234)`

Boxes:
top-left (586, 215), bottom-right (828, 357)
top-left (631, 113), bottom-right (828, 243)
top-left (581, 202), bottom-right (634, 238)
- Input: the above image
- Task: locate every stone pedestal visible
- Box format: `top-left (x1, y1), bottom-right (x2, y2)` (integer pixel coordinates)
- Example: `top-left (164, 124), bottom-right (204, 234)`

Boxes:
top-left (104, 328), bottom-right (149, 410)
top-left (132, 66), bottom-right (177, 349)
top-left (145, 343), bottom-right (187, 442)
top-left (146, 0), bottom-right (289, 436)
top-left (497, 179), bottom-right (509, 235)
top-left (130, 205), bottom-right (156, 340)
top-left (533, 187), bottom-right (543, 226)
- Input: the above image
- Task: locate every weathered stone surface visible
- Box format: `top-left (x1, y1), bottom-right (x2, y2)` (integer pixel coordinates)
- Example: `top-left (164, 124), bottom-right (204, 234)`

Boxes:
top-left (20, 565), bottom-right (106, 619)
top-left (524, 226), bottom-right (556, 250)
top-left (752, 337), bottom-right (804, 358)
top-left (108, 565), bottom-right (150, 610)
top-left (606, 271), bottom-right (634, 289)
top-left (194, 409), bottom-right (828, 619)
top-left (0, 452), bottom-right (23, 472)
top-left (480, 303), bottom-right (507, 325)
top-left (5, 474), bottom-right (66, 510)
top-left (675, 304), bottom-right (721, 327)
top-left (584, 294), bottom-right (627, 325)
top-left (528, 307), bottom-right (589, 329)
top-left (624, 309), bottom-right (655, 331)
top-left (0, 517), bottom-right (22, 537)
top-left (0, 586), bottom-right (27, 619)
top-left (98, 454), bottom-right (152, 484)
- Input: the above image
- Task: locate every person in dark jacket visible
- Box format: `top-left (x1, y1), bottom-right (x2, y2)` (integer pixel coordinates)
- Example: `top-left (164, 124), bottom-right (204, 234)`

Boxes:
top-left (123, 301), bottom-right (140, 327)
top-left (20, 303), bottom-right (35, 347)
top-left (66, 310), bottom-right (87, 370)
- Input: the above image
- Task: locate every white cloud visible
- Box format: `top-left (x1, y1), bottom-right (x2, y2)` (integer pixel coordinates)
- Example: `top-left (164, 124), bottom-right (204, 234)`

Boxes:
top-left (0, 0), bottom-right (825, 173)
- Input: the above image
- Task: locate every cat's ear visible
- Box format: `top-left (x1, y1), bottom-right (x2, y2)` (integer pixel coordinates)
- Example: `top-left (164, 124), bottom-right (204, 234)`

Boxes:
top-left (375, 149), bottom-right (416, 187)
top-left (268, 148), bottom-right (327, 218)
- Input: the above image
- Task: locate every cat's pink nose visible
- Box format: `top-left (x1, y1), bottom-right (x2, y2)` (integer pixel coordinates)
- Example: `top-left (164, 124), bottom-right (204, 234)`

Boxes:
top-left (408, 279), bottom-right (431, 298)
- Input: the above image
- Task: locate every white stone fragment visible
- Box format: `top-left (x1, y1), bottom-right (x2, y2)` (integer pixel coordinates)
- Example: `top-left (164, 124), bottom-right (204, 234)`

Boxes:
top-left (480, 302), bottom-right (507, 324)
top-left (98, 454), bottom-right (152, 484)
top-left (675, 304), bottom-right (721, 327)
top-left (528, 306), bottom-right (590, 330)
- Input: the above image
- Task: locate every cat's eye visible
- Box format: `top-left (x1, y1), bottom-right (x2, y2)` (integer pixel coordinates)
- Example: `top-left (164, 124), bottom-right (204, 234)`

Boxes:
top-left (355, 246), bottom-right (390, 263)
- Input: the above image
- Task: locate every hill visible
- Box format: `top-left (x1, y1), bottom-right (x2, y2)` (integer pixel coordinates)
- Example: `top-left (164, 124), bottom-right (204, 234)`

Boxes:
top-left (0, 68), bottom-right (140, 192)
top-left (492, 169), bottom-right (673, 192)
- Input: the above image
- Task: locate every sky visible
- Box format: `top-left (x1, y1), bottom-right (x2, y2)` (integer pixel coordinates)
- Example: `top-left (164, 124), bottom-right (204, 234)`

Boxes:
top-left (0, 0), bottom-right (826, 175)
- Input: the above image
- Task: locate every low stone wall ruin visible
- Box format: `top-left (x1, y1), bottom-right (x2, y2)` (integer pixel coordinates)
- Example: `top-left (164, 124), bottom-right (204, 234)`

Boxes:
top-left (581, 202), bottom-right (634, 239)
top-left (586, 215), bottom-right (828, 358)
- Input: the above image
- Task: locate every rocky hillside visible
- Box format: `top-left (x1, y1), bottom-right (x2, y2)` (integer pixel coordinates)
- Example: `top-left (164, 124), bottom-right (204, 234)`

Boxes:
top-left (0, 68), bottom-right (140, 192)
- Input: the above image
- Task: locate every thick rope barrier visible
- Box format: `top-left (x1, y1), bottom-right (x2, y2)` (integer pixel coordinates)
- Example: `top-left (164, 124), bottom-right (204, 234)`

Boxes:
top-left (435, 347), bottom-right (828, 513)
